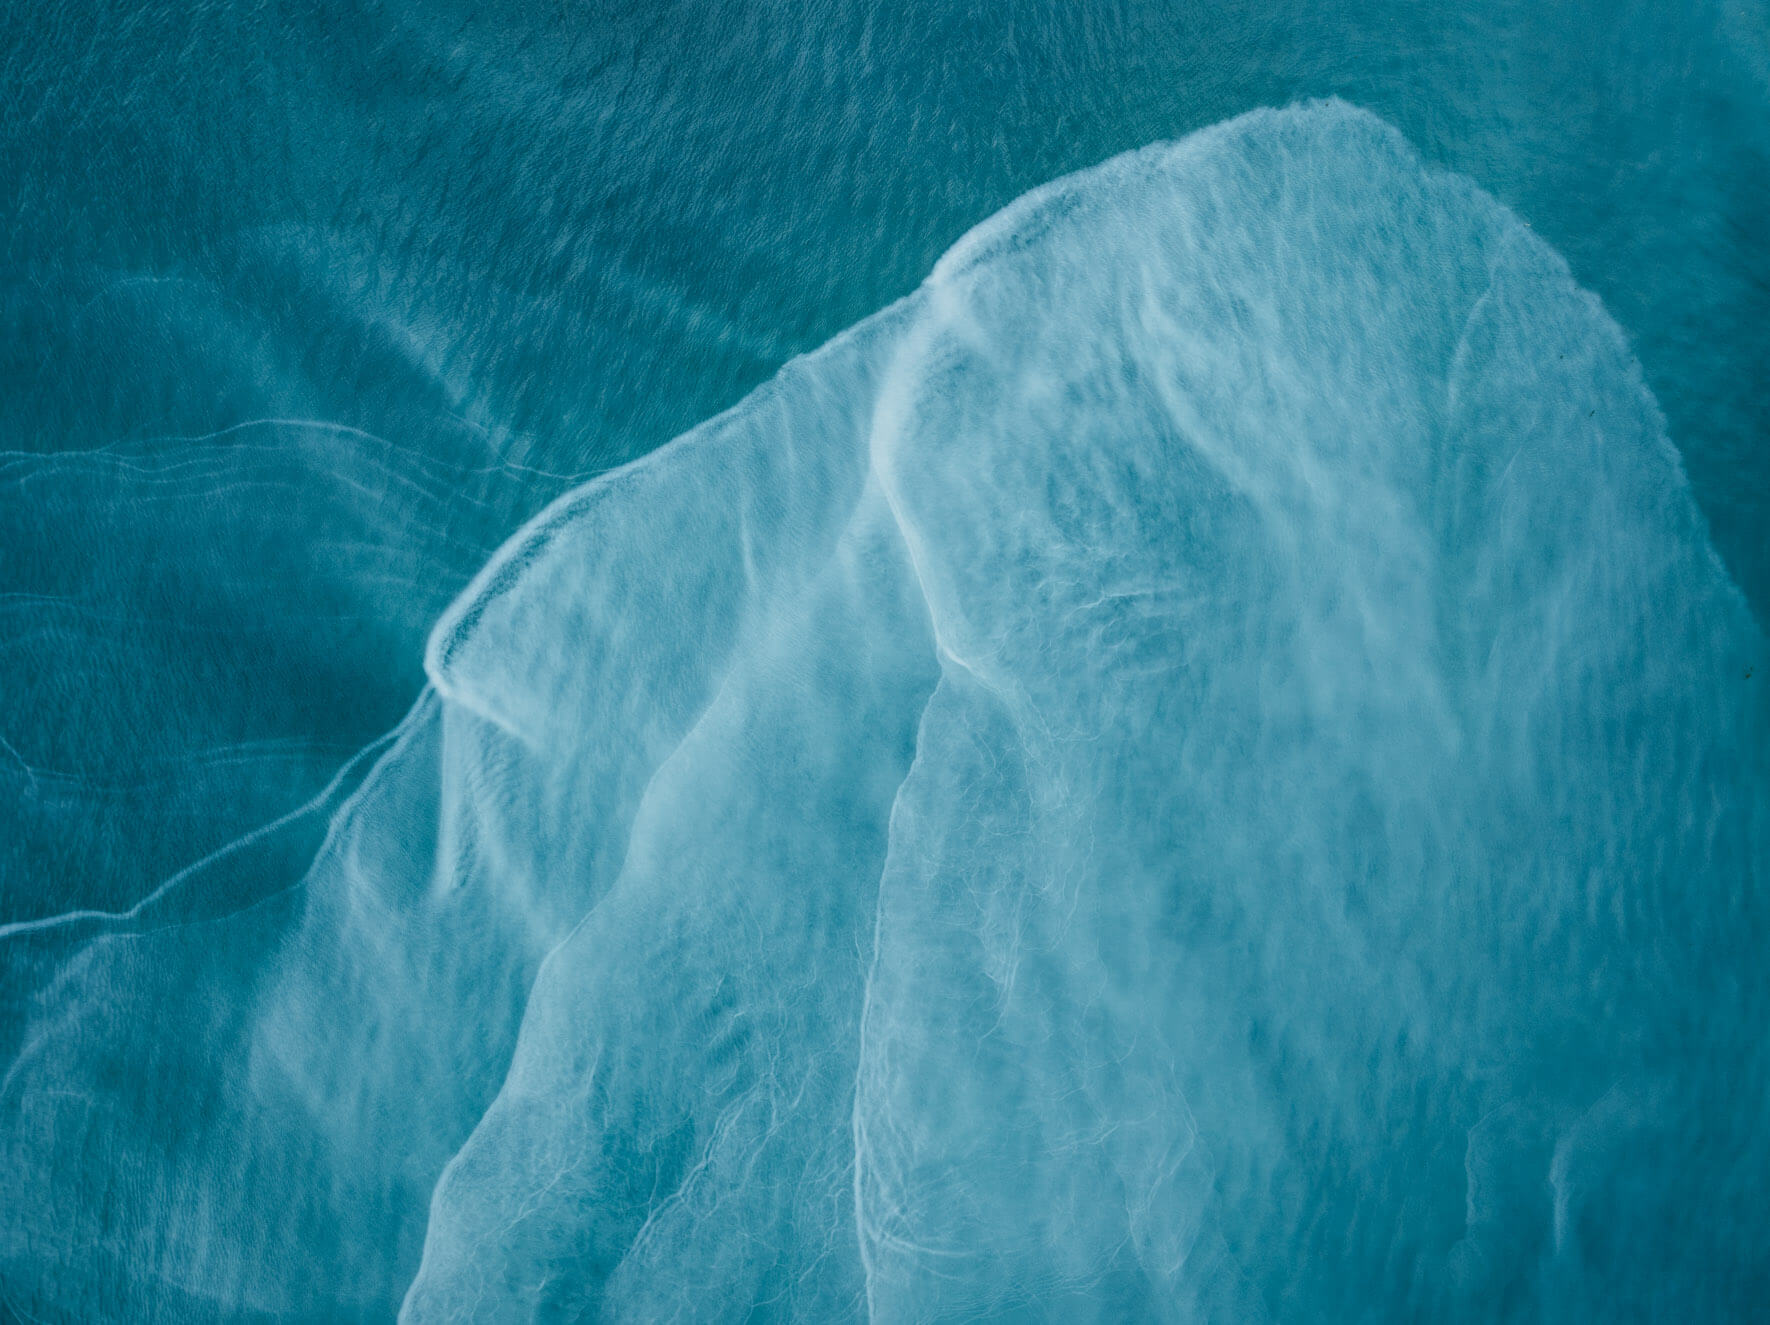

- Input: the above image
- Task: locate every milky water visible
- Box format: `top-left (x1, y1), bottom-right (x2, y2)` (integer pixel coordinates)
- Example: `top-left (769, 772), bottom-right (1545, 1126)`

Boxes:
top-left (2, 5), bottom-right (1767, 1322)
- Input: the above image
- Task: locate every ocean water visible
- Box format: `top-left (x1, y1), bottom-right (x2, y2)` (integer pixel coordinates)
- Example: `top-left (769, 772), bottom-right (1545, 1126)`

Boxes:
top-left (2, 4), bottom-right (1767, 1322)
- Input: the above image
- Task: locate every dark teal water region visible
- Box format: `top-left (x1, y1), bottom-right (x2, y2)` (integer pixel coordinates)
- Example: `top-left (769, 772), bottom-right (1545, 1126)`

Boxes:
top-left (2, 4), bottom-right (1766, 1320)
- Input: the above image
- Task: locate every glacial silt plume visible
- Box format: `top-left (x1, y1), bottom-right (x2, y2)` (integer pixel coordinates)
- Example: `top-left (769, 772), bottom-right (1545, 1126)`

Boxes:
top-left (3, 102), bottom-right (1765, 1321)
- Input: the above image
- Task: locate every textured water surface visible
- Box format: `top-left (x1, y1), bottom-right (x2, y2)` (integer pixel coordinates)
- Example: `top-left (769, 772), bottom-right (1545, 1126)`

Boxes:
top-left (2, 4), bottom-right (1767, 1322)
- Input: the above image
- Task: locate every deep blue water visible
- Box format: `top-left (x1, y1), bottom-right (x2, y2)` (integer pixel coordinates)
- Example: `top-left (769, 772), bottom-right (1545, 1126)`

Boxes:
top-left (2, 3), bottom-right (1767, 1321)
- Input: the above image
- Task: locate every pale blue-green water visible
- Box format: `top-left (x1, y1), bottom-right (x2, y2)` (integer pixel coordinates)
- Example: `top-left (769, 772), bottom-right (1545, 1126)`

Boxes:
top-left (2, 5), bottom-right (1767, 1321)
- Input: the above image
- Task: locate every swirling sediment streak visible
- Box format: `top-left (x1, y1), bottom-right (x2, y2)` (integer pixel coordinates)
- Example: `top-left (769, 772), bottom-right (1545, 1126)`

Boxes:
top-left (3, 102), bottom-right (1765, 1323)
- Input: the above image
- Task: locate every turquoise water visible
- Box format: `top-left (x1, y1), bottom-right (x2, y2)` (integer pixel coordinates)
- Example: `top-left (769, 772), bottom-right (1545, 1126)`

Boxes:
top-left (2, 4), bottom-right (1767, 1321)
